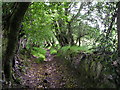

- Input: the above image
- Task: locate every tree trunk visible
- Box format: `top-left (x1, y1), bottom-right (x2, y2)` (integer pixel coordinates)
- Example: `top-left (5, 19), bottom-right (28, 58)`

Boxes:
top-left (53, 20), bottom-right (69, 47)
top-left (78, 37), bottom-right (81, 46)
top-left (3, 2), bottom-right (30, 84)
top-left (117, 2), bottom-right (120, 57)
top-left (67, 22), bottom-right (74, 46)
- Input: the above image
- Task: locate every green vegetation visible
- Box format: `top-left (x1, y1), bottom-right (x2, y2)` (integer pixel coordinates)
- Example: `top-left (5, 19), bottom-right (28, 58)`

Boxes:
top-left (32, 47), bottom-right (47, 56)
top-left (2, 2), bottom-right (120, 89)
top-left (31, 47), bottom-right (46, 62)
top-left (50, 48), bottom-right (57, 55)
top-left (57, 45), bottom-right (92, 58)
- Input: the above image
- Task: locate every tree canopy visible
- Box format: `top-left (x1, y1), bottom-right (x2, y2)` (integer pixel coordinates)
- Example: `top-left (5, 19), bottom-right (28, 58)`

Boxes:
top-left (2, 1), bottom-right (120, 89)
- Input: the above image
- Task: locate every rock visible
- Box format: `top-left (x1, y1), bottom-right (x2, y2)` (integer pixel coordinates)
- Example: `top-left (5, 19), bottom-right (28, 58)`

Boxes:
top-left (45, 73), bottom-right (48, 76)
top-left (43, 79), bottom-right (48, 83)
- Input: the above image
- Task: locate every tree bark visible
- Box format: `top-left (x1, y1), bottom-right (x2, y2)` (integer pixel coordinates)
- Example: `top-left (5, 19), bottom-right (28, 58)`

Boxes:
top-left (3, 2), bottom-right (30, 83)
top-left (117, 2), bottom-right (120, 57)
top-left (67, 22), bottom-right (74, 46)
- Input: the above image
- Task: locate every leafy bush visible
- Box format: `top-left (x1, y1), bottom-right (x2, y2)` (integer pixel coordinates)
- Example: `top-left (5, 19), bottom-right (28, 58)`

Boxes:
top-left (33, 47), bottom-right (47, 55)
top-left (57, 45), bottom-right (92, 57)
top-left (50, 44), bottom-right (60, 49)
top-left (57, 45), bottom-right (71, 57)
top-left (35, 54), bottom-right (45, 63)
top-left (50, 48), bottom-right (57, 54)
top-left (31, 47), bottom-right (47, 63)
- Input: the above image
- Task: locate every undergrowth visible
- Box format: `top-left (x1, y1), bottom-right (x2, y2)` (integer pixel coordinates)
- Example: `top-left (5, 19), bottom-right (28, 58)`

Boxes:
top-left (31, 47), bottom-right (47, 63)
top-left (57, 45), bottom-right (93, 58)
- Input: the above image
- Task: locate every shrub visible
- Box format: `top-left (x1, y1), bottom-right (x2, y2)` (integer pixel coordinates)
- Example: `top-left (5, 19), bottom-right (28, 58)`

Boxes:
top-left (31, 47), bottom-right (47, 63)
top-left (35, 54), bottom-right (45, 63)
top-left (57, 45), bottom-right (92, 58)
top-left (50, 48), bottom-right (57, 55)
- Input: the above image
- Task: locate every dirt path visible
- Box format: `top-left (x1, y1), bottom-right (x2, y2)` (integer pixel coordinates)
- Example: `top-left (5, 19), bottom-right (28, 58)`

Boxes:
top-left (21, 50), bottom-right (82, 88)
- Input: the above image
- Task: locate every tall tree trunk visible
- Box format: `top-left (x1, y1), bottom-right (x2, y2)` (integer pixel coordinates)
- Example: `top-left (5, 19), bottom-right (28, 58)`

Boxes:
top-left (117, 2), bottom-right (120, 57)
top-left (3, 2), bottom-right (30, 84)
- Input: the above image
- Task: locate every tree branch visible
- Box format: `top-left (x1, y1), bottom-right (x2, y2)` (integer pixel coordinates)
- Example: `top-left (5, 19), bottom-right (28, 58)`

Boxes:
top-left (106, 10), bottom-right (117, 38)
top-left (70, 2), bottom-right (84, 23)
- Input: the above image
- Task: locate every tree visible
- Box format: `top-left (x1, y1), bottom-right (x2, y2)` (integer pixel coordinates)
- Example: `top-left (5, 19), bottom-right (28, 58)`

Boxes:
top-left (2, 2), bottom-right (30, 84)
top-left (117, 1), bottom-right (120, 57)
top-left (22, 2), bottom-right (55, 49)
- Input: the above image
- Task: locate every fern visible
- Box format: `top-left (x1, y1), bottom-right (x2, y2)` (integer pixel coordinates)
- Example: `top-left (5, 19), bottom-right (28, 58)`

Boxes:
top-left (36, 54), bottom-right (45, 63)
top-left (57, 45), bottom-right (93, 58)
top-left (33, 47), bottom-right (47, 55)
top-left (32, 47), bottom-right (47, 63)
top-left (50, 48), bottom-right (57, 54)
top-left (57, 45), bottom-right (70, 57)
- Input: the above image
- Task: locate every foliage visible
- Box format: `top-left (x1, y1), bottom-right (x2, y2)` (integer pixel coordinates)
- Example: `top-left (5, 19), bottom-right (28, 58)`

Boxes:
top-left (50, 48), bottom-right (57, 55)
top-left (35, 54), bottom-right (45, 63)
top-left (33, 47), bottom-right (47, 55)
top-left (22, 2), bottom-right (55, 47)
top-left (31, 47), bottom-right (46, 63)
top-left (57, 45), bottom-right (92, 58)
top-left (2, 2), bottom-right (120, 88)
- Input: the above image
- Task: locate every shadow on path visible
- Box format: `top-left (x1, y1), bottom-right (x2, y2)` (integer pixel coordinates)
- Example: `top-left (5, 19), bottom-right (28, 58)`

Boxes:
top-left (21, 49), bottom-right (82, 88)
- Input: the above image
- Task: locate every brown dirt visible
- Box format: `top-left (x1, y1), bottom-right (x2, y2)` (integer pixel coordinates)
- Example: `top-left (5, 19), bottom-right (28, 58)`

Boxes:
top-left (20, 50), bottom-right (82, 88)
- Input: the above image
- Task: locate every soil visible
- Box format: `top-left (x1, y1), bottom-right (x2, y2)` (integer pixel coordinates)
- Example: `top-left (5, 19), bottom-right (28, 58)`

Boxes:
top-left (20, 49), bottom-right (82, 88)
